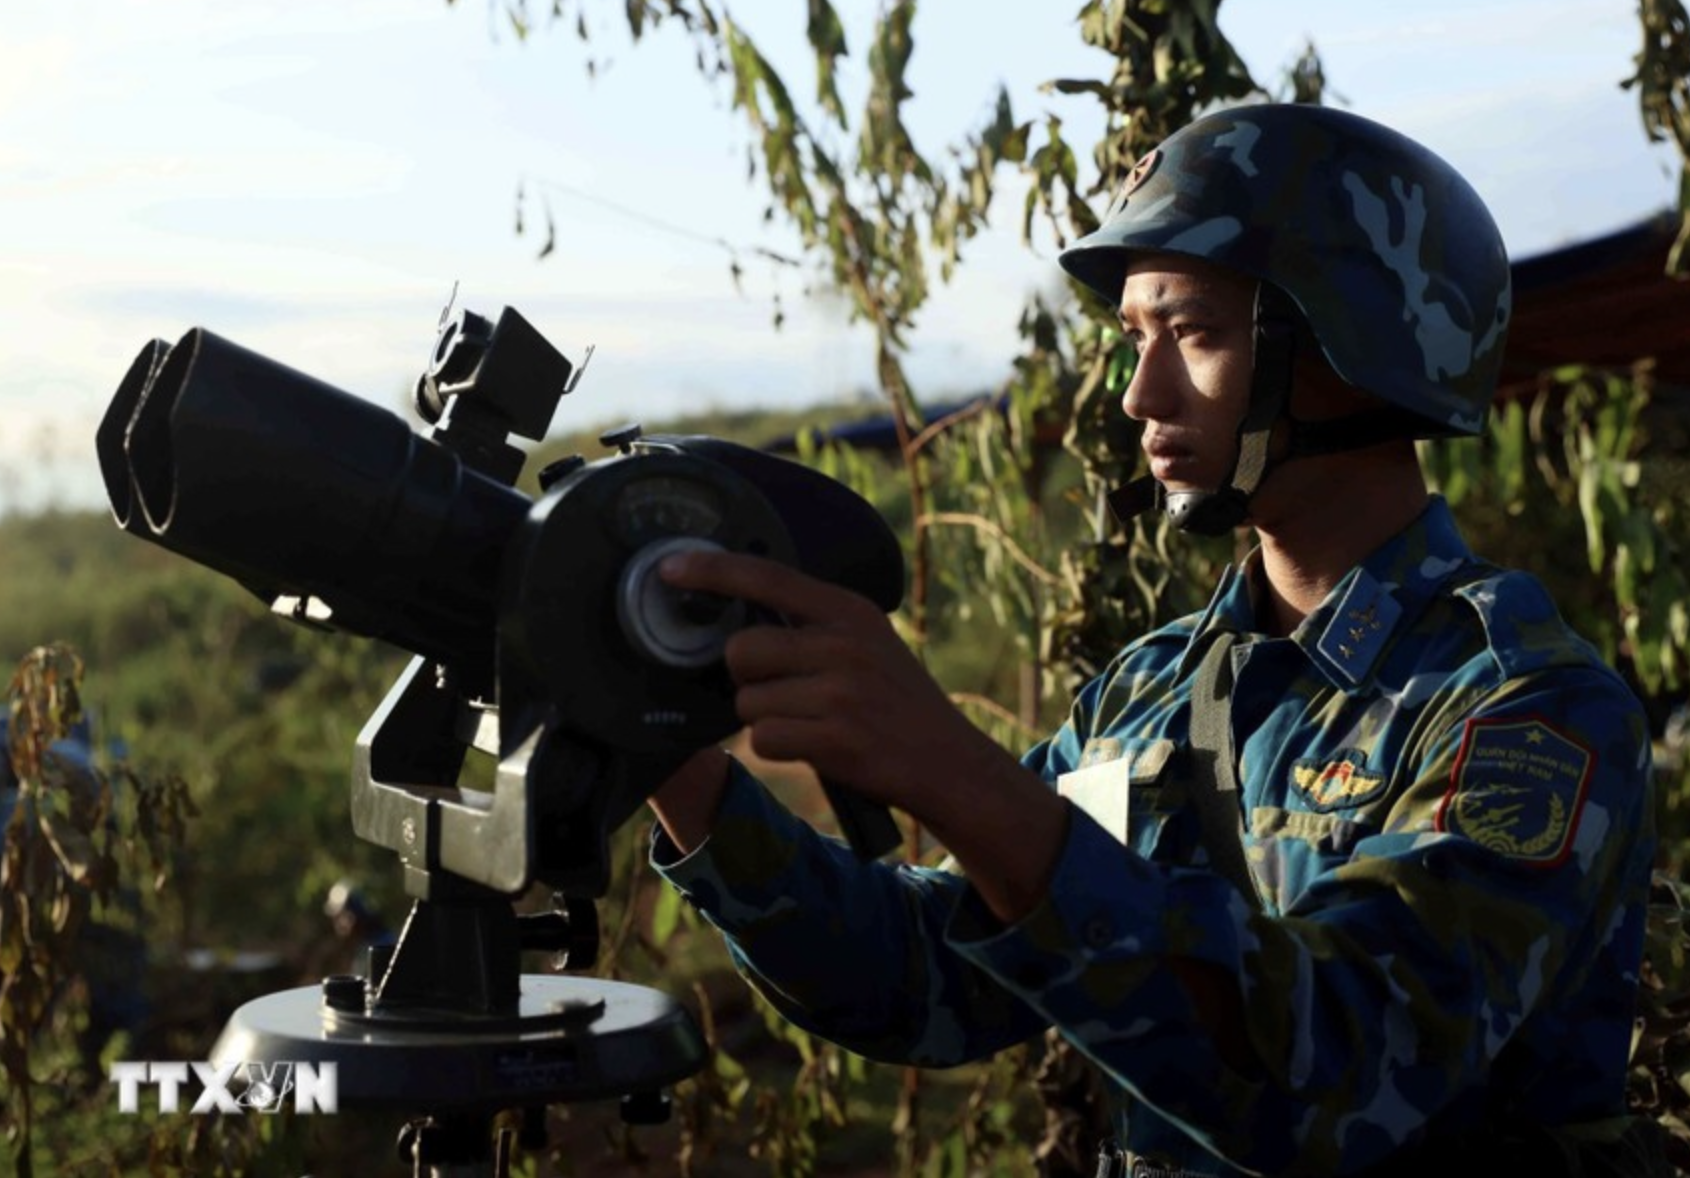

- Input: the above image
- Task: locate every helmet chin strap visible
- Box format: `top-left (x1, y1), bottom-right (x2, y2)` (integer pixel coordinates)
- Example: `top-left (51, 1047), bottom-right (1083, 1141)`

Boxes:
top-left (1107, 283), bottom-right (1299, 537)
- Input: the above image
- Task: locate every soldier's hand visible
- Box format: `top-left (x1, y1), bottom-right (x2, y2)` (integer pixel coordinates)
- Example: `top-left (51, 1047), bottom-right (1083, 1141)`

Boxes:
top-left (657, 549), bottom-right (1068, 923)
top-left (658, 549), bottom-right (975, 816)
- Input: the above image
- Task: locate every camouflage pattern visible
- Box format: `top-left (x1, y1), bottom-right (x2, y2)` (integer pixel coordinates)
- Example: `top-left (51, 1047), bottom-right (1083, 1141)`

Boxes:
top-left (651, 497), bottom-right (1654, 1175)
top-left (1058, 104), bottom-right (1513, 437)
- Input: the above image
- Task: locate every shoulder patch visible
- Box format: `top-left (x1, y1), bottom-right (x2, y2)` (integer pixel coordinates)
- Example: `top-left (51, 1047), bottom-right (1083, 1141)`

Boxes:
top-left (1435, 717), bottom-right (1593, 867)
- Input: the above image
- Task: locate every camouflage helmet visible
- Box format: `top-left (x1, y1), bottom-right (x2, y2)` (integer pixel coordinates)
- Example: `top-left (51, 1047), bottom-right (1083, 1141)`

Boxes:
top-left (1059, 103), bottom-right (1512, 437)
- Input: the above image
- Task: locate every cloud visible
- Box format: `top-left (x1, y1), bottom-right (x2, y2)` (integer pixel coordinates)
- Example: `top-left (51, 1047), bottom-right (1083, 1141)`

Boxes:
top-left (0, 26), bottom-right (75, 123)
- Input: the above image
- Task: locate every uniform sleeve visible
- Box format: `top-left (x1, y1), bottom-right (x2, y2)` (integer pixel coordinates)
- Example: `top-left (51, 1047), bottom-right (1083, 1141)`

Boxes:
top-left (650, 758), bottom-right (1050, 1066)
top-left (946, 667), bottom-right (1655, 1174)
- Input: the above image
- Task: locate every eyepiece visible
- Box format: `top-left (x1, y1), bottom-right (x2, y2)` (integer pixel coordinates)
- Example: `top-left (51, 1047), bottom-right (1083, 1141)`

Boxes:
top-left (129, 330), bottom-right (200, 535)
top-left (95, 338), bottom-right (171, 533)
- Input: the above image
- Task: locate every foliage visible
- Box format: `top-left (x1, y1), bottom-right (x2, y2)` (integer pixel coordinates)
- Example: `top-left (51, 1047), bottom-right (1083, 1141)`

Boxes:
top-left (0, 512), bottom-right (411, 952)
top-left (0, 643), bottom-right (198, 1177)
top-left (1420, 367), bottom-right (1690, 701)
top-left (1627, 0), bottom-right (1690, 273)
top-left (1634, 873), bottom-right (1690, 1175)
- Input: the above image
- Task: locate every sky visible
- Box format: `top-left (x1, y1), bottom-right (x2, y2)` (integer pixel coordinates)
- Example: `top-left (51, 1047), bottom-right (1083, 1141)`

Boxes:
top-left (1, 0), bottom-right (1676, 516)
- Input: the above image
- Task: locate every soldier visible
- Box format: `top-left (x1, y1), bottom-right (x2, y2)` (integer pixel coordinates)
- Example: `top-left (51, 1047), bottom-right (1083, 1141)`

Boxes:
top-left (647, 104), bottom-right (1662, 1175)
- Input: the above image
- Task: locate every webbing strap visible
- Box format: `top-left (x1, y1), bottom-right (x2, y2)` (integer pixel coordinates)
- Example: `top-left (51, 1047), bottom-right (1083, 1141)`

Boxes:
top-left (1186, 633), bottom-right (1263, 910)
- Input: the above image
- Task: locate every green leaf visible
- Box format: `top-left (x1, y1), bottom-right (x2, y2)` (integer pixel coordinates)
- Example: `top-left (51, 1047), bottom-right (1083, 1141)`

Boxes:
top-left (39, 811), bottom-right (95, 884)
top-left (1616, 542), bottom-right (1638, 610)
top-left (1493, 398), bottom-right (1526, 501)
top-left (1578, 461), bottom-right (1606, 573)
top-left (650, 880), bottom-right (683, 947)
top-left (807, 0), bottom-right (849, 125)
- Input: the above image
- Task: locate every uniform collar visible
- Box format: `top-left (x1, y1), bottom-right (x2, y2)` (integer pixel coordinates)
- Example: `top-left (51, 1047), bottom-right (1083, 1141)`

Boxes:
top-left (1176, 562), bottom-right (1259, 678)
top-left (1181, 496), bottom-right (1476, 692)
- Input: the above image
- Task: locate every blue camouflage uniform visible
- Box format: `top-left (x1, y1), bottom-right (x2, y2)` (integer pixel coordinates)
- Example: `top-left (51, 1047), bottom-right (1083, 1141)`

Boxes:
top-left (651, 496), bottom-right (1655, 1176)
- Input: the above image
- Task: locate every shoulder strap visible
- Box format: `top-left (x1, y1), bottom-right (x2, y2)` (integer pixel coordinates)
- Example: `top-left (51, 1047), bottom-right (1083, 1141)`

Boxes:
top-left (1187, 633), bottom-right (1263, 910)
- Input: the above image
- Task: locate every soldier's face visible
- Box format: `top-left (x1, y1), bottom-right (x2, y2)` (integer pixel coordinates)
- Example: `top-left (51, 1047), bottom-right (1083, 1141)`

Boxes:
top-left (1116, 253), bottom-right (1256, 495)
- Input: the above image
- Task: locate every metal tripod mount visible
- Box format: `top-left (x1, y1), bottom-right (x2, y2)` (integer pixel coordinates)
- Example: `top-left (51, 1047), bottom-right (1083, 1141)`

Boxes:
top-left (210, 670), bottom-right (712, 1176)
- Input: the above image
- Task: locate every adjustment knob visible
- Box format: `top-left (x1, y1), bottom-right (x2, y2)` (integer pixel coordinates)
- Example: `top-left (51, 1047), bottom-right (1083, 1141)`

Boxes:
top-left (617, 536), bottom-right (746, 668)
top-left (598, 423), bottom-right (643, 454)
top-left (537, 454), bottom-right (586, 489)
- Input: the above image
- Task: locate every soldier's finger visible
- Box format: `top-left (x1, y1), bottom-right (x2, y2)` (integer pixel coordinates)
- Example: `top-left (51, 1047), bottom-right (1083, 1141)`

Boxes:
top-left (660, 550), bottom-right (868, 626)
top-left (735, 677), bottom-right (836, 725)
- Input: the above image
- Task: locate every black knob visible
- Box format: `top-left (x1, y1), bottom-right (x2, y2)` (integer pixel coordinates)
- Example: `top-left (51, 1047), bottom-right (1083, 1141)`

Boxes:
top-left (537, 454), bottom-right (586, 489)
top-left (620, 1091), bottom-right (673, 1126)
top-left (321, 973), bottom-right (366, 1013)
top-left (598, 423), bottom-right (643, 453)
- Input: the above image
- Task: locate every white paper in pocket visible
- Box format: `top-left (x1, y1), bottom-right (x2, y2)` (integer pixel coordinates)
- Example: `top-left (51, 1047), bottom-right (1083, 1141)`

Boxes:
top-left (1057, 756), bottom-right (1132, 844)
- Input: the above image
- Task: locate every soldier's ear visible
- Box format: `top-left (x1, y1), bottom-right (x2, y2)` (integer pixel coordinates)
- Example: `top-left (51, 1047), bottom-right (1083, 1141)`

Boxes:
top-left (1290, 348), bottom-right (1374, 420)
